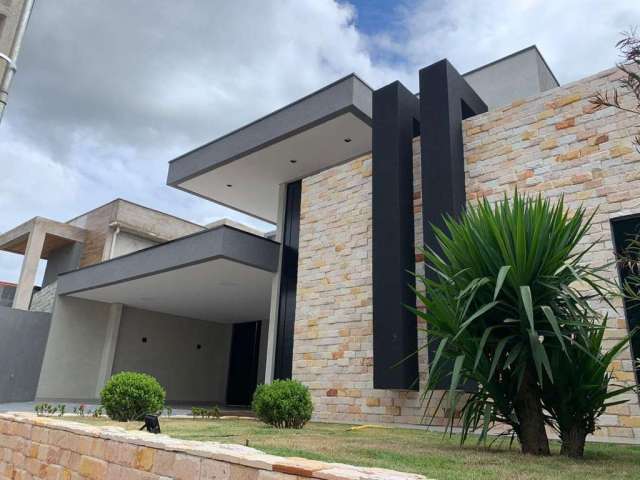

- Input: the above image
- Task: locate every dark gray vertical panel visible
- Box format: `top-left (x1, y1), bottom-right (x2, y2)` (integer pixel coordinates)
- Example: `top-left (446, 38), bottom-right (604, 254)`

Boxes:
top-left (0, 307), bottom-right (51, 402)
top-left (274, 181), bottom-right (301, 380)
top-left (372, 81), bottom-right (420, 390)
top-left (419, 60), bottom-right (487, 389)
top-left (420, 60), bottom-right (487, 249)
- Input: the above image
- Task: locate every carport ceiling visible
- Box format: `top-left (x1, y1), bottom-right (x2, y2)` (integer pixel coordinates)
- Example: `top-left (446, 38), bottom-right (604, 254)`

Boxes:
top-left (70, 258), bottom-right (273, 323)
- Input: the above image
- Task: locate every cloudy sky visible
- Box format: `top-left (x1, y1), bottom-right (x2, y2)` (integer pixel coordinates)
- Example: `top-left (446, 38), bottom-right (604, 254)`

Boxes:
top-left (0, 0), bottom-right (638, 283)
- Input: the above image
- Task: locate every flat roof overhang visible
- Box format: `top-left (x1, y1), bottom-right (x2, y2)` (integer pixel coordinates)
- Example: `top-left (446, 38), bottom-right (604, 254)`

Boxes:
top-left (57, 226), bottom-right (279, 323)
top-left (0, 217), bottom-right (87, 258)
top-left (167, 74), bottom-right (373, 223)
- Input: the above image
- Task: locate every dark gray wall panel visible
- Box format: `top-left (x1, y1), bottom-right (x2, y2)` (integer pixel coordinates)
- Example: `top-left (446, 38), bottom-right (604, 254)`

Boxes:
top-left (274, 181), bottom-right (301, 380)
top-left (42, 243), bottom-right (83, 287)
top-left (419, 59), bottom-right (487, 389)
top-left (372, 81), bottom-right (420, 390)
top-left (0, 306), bottom-right (51, 402)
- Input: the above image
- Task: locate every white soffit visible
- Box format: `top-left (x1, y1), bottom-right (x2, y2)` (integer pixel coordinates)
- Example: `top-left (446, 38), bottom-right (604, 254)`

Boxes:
top-left (179, 113), bottom-right (371, 222)
top-left (167, 74), bottom-right (373, 223)
top-left (70, 258), bottom-right (273, 323)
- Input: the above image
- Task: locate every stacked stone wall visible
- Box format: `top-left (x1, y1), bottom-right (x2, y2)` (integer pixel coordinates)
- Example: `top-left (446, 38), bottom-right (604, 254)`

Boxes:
top-left (463, 66), bottom-right (640, 440)
top-left (29, 282), bottom-right (56, 313)
top-left (0, 413), bottom-right (425, 480)
top-left (294, 66), bottom-right (640, 442)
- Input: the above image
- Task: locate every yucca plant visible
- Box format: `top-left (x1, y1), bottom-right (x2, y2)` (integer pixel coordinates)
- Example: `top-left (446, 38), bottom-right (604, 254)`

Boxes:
top-left (409, 192), bottom-right (630, 456)
top-left (542, 315), bottom-right (636, 457)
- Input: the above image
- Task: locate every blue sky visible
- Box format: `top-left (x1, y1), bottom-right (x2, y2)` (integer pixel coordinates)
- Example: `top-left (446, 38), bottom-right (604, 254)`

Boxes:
top-left (0, 0), bottom-right (638, 283)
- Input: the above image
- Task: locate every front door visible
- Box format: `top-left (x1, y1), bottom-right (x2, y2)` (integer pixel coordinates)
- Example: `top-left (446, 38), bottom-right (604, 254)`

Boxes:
top-left (226, 321), bottom-right (262, 406)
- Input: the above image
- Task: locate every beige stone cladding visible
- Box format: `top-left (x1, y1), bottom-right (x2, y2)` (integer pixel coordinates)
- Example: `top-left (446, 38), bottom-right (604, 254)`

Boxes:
top-left (464, 66), bottom-right (640, 440)
top-left (29, 281), bottom-right (56, 313)
top-left (294, 153), bottom-right (440, 426)
top-left (0, 413), bottom-right (427, 480)
top-left (294, 65), bottom-right (640, 442)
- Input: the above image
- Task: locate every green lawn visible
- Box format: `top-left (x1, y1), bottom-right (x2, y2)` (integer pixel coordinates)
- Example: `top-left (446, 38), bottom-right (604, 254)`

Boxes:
top-left (74, 417), bottom-right (640, 480)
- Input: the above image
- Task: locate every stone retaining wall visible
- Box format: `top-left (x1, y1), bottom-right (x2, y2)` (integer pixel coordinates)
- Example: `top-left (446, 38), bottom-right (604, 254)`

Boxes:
top-left (0, 413), bottom-right (428, 480)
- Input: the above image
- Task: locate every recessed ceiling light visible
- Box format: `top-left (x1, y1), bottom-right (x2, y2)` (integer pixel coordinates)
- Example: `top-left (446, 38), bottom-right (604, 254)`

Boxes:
top-left (226, 184), bottom-right (232, 187)
top-left (344, 138), bottom-right (352, 143)
top-left (289, 159), bottom-right (297, 164)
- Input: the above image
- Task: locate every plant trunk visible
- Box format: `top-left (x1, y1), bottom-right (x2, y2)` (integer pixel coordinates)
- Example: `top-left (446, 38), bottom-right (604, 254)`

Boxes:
top-left (513, 368), bottom-right (550, 455)
top-left (560, 425), bottom-right (587, 458)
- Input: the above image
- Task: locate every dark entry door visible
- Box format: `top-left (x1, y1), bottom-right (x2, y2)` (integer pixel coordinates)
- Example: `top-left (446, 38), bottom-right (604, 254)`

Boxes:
top-left (226, 321), bottom-right (262, 406)
top-left (612, 215), bottom-right (640, 385)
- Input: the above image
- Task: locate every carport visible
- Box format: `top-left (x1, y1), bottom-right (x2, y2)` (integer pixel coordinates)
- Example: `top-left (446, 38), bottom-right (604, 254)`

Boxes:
top-left (37, 225), bottom-right (279, 406)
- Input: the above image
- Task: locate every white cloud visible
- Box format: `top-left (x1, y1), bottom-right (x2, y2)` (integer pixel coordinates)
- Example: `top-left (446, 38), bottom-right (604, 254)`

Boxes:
top-left (372, 0), bottom-right (638, 87)
top-left (0, 0), bottom-right (637, 283)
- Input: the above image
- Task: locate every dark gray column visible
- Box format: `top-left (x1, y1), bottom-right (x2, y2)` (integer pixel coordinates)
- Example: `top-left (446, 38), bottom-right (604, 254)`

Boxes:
top-left (274, 180), bottom-right (302, 380)
top-left (372, 81), bottom-right (421, 390)
top-left (419, 60), bottom-right (487, 253)
top-left (419, 60), bottom-right (487, 388)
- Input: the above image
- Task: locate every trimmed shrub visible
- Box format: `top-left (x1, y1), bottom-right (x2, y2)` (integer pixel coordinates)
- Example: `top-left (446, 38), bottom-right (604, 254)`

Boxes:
top-left (252, 379), bottom-right (313, 428)
top-left (100, 371), bottom-right (165, 422)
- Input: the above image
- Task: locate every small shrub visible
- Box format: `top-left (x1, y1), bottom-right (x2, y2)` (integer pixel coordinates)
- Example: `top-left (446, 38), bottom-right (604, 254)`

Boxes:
top-left (34, 403), bottom-right (63, 417)
top-left (252, 380), bottom-right (313, 429)
top-left (190, 406), bottom-right (221, 419)
top-left (209, 405), bottom-right (221, 419)
top-left (100, 372), bottom-right (165, 421)
top-left (164, 406), bottom-right (173, 417)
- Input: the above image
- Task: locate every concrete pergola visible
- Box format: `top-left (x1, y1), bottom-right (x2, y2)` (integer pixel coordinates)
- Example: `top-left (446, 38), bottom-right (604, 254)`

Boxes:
top-left (0, 217), bottom-right (86, 310)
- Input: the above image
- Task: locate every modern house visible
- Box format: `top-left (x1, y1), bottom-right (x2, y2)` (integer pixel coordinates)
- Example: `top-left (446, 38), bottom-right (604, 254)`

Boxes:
top-left (1, 46), bottom-right (638, 442)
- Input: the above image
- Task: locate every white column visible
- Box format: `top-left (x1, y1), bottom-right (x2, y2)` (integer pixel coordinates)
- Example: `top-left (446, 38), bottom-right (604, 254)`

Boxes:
top-left (264, 184), bottom-right (287, 383)
top-left (12, 224), bottom-right (46, 310)
top-left (94, 303), bottom-right (123, 397)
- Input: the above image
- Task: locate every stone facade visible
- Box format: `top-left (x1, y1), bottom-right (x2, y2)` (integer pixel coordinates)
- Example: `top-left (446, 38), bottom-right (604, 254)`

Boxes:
top-left (29, 281), bottom-right (56, 313)
top-left (0, 413), bottom-right (426, 480)
top-left (463, 66), bottom-right (640, 440)
top-left (294, 153), bottom-right (442, 426)
top-left (294, 66), bottom-right (640, 441)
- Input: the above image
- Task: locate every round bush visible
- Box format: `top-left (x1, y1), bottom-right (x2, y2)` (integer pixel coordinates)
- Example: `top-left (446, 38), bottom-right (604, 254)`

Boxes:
top-left (252, 379), bottom-right (313, 429)
top-left (100, 372), bottom-right (165, 422)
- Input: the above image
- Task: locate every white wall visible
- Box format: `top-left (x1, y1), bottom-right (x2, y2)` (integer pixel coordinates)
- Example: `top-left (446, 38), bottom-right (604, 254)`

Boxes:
top-left (36, 296), bottom-right (113, 401)
top-left (112, 232), bottom-right (158, 258)
top-left (111, 307), bottom-right (233, 404)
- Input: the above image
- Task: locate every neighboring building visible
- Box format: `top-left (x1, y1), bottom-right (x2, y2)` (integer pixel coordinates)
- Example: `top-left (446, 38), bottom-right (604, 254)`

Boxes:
top-left (1, 45), bottom-right (638, 443)
top-left (0, 0), bottom-right (33, 121)
top-left (0, 281), bottom-right (16, 307)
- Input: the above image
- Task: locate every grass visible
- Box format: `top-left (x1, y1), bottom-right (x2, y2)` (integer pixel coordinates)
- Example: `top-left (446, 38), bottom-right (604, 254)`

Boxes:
top-left (73, 417), bottom-right (640, 480)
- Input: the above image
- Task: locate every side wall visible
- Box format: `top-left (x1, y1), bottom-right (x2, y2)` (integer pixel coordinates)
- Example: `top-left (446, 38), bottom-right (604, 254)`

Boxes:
top-left (463, 66), bottom-right (640, 440)
top-left (36, 296), bottom-right (114, 401)
top-left (0, 307), bottom-right (50, 403)
top-left (111, 307), bottom-right (232, 404)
